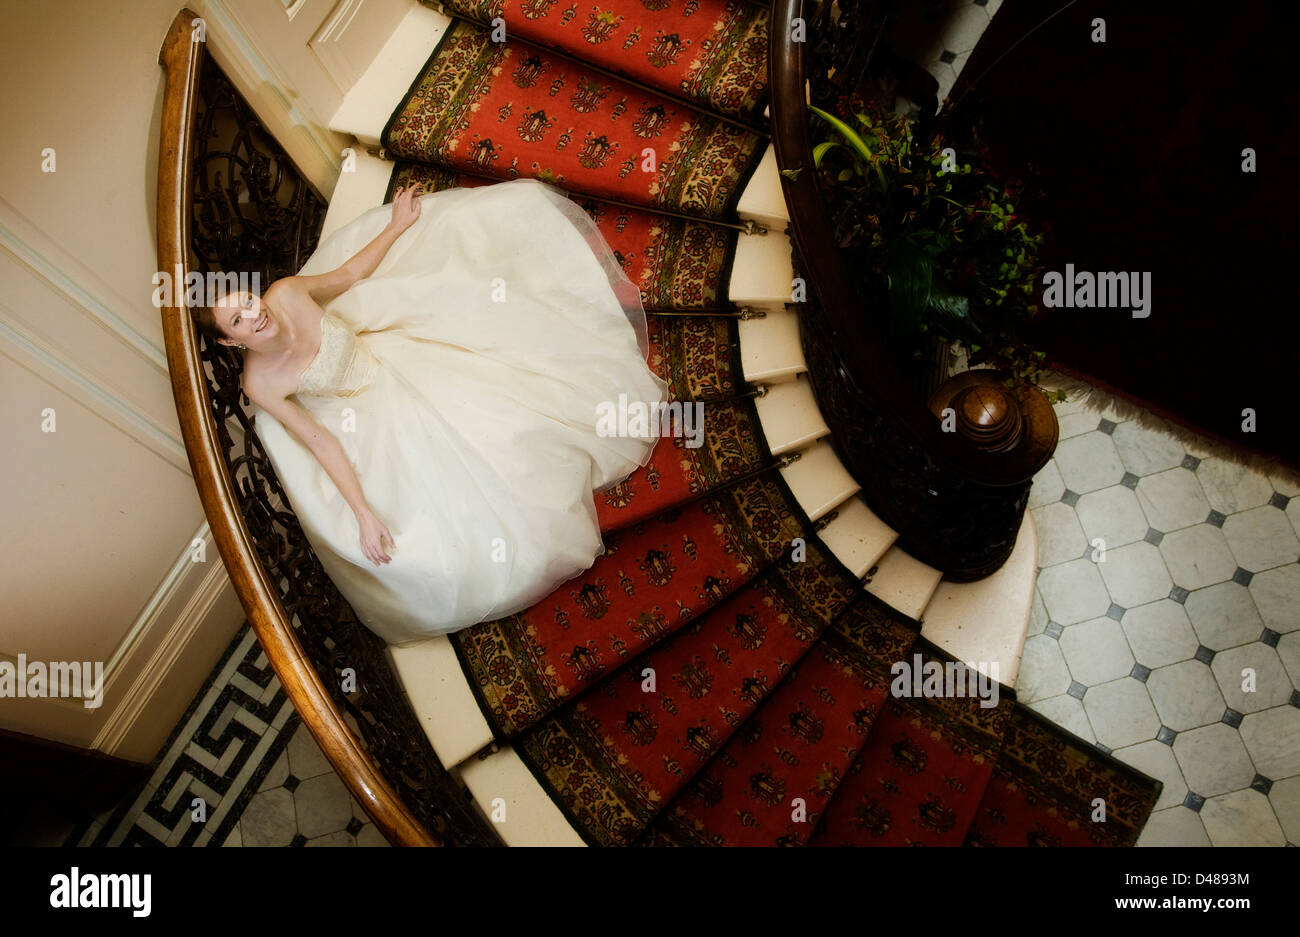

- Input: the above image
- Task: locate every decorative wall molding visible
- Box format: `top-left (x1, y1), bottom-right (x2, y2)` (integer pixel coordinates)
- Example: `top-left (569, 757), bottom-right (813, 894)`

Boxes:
top-left (310, 0), bottom-right (370, 92)
top-left (317, 0), bottom-right (367, 40)
top-left (0, 197), bottom-right (167, 373)
top-left (309, 0), bottom-right (412, 98)
top-left (0, 301), bottom-right (189, 473)
top-left (0, 524), bottom-right (241, 758)
top-left (93, 523), bottom-right (240, 758)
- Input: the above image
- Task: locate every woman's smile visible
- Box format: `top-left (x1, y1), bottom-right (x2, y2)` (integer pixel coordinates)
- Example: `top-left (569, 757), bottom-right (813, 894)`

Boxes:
top-left (242, 306), bottom-right (275, 339)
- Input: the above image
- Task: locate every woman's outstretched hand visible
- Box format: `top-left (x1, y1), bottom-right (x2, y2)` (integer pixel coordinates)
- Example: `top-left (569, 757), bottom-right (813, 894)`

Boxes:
top-left (389, 184), bottom-right (423, 234)
top-left (357, 506), bottom-right (396, 566)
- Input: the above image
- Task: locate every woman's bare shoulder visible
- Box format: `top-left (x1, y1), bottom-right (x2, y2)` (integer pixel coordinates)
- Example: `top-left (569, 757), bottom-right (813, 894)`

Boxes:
top-left (241, 355), bottom-right (296, 406)
top-left (265, 275), bottom-right (321, 307)
top-left (267, 278), bottom-right (331, 327)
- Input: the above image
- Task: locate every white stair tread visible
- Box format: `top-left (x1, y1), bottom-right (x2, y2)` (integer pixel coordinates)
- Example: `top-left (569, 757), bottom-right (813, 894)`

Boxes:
top-left (456, 746), bottom-right (586, 846)
top-left (778, 438), bottom-right (859, 521)
top-left (738, 306), bottom-right (805, 384)
top-left (320, 147), bottom-right (397, 240)
top-left (919, 511), bottom-right (1038, 689)
top-left (386, 636), bottom-right (494, 768)
top-left (864, 545), bottom-right (943, 622)
top-left (752, 376), bottom-right (829, 455)
top-left (735, 143), bottom-right (789, 232)
top-left (728, 229), bottom-right (794, 306)
top-left (816, 496), bottom-right (898, 578)
top-left (328, 3), bottom-right (451, 146)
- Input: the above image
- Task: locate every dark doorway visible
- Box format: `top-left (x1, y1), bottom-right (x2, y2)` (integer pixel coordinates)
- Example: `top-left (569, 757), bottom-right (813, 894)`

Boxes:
top-left (946, 0), bottom-right (1299, 467)
top-left (0, 729), bottom-right (150, 845)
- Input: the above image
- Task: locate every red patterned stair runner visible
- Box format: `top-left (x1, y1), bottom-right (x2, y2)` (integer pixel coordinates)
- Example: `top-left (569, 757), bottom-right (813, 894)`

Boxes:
top-left (963, 706), bottom-right (1161, 846)
top-left (511, 536), bottom-right (864, 846)
top-left (596, 397), bottom-right (774, 532)
top-left (643, 314), bottom-right (744, 401)
top-left (423, 0), bottom-right (770, 120)
top-left (451, 470), bottom-right (809, 738)
top-left (636, 581), bottom-right (917, 845)
top-left (376, 3), bottom-right (1166, 847)
top-left (806, 640), bottom-right (1012, 846)
top-left (382, 18), bottom-right (767, 219)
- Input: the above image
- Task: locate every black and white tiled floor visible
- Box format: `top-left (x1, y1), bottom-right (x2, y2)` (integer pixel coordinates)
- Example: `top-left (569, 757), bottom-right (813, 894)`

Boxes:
top-left (68, 626), bottom-right (388, 847)
top-left (889, 0), bottom-right (1005, 106)
top-left (1020, 383), bottom-right (1300, 847)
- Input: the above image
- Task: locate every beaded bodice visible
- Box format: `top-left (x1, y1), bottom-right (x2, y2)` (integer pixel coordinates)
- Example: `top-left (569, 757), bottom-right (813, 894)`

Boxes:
top-left (296, 314), bottom-right (379, 398)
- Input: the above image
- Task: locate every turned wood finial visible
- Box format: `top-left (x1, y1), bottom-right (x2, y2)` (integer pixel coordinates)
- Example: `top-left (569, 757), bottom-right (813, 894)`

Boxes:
top-left (927, 369), bottom-right (1059, 472)
top-left (959, 385), bottom-right (1010, 427)
top-left (951, 384), bottom-right (1024, 452)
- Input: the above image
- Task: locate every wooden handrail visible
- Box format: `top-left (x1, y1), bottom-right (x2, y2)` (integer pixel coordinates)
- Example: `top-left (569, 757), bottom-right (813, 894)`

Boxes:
top-left (156, 8), bottom-right (435, 847)
top-left (768, 0), bottom-right (1046, 487)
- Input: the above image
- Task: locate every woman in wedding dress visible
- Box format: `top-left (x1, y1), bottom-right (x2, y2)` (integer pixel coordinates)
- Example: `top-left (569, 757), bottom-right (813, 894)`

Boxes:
top-left (196, 178), bottom-right (667, 646)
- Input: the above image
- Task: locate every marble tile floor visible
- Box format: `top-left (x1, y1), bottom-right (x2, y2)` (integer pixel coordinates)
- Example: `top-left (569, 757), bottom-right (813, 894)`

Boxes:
top-left (62, 626), bottom-right (389, 847)
top-left (1021, 383), bottom-right (1300, 847)
top-left (888, 0), bottom-right (1005, 107)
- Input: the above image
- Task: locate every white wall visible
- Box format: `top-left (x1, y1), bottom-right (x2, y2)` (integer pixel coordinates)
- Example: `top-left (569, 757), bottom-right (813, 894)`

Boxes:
top-left (0, 0), bottom-right (408, 762)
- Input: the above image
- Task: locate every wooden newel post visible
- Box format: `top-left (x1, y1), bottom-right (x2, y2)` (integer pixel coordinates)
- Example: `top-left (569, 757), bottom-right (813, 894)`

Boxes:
top-left (929, 371), bottom-right (1058, 470)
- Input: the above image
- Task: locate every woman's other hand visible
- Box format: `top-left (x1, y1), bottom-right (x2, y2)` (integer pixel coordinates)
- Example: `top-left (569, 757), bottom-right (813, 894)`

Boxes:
top-left (357, 506), bottom-right (396, 566)
top-left (389, 184), bottom-right (423, 234)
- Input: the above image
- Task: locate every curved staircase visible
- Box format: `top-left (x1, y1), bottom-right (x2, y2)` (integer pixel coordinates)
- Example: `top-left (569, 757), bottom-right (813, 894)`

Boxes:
top-left (286, 0), bottom-right (1162, 846)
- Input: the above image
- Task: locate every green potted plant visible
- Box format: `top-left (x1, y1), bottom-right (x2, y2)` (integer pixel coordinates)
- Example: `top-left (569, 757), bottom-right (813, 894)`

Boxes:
top-left (800, 93), bottom-right (1065, 402)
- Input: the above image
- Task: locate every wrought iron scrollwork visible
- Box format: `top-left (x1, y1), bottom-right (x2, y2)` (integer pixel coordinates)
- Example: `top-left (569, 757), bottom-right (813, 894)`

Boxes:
top-left (190, 60), bottom-right (499, 845)
top-left (191, 64), bottom-right (324, 284)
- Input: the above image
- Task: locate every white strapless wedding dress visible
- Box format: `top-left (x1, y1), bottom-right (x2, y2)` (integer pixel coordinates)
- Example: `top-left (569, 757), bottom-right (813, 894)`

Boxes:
top-left (252, 178), bottom-right (667, 646)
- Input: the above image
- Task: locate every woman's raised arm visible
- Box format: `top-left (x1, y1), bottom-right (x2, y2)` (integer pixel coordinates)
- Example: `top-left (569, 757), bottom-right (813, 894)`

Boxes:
top-left (283, 185), bottom-right (425, 305)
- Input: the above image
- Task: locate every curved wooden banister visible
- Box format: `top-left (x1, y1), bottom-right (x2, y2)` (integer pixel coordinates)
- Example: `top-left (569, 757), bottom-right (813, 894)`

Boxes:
top-left (768, 0), bottom-right (1046, 488)
top-left (156, 8), bottom-right (436, 847)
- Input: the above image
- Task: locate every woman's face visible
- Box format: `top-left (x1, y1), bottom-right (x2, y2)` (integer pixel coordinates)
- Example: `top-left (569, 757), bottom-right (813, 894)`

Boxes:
top-left (215, 291), bottom-right (280, 350)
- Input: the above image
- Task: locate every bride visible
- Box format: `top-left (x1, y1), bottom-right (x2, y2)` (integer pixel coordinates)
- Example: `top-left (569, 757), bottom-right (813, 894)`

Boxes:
top-left (195, 178), bottom-right (667, 646)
